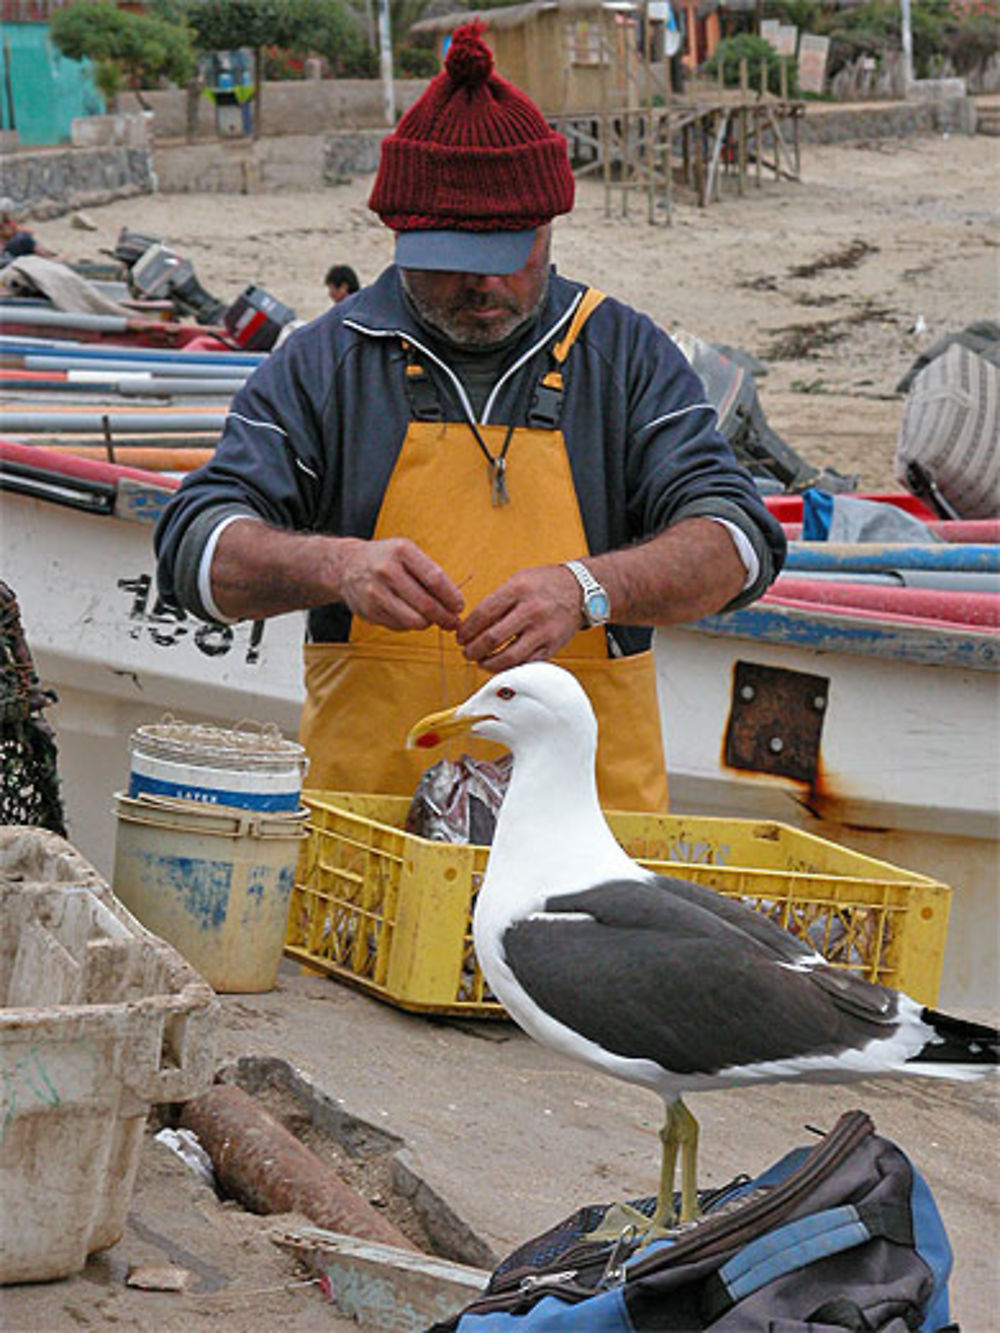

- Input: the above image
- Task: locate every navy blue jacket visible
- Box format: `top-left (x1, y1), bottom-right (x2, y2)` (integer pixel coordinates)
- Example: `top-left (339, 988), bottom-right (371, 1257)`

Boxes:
top-left (155, 265), bottom-right (786, 653)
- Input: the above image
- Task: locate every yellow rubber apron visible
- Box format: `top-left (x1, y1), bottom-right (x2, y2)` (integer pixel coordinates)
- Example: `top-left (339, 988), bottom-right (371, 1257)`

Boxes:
top-left (301, 292), bottom-right (668, 812)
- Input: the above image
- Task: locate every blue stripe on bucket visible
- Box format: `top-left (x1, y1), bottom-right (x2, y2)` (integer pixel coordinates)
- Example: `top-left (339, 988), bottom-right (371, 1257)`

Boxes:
top-left (128, 772), bottom-right (301, 812)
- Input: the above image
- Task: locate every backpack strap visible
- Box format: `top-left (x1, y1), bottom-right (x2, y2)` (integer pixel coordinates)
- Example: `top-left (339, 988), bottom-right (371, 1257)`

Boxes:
top-left (527, 288), bottom-right (605, 429)
top-left (699, 1202), bottom-right (911, 1325)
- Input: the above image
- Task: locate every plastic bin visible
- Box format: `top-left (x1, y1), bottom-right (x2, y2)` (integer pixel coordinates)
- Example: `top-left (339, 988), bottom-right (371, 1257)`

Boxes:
top-left (1, 827), bottom-right (217, 1284)
top-left (285, 792), bottom-right (952, 1018)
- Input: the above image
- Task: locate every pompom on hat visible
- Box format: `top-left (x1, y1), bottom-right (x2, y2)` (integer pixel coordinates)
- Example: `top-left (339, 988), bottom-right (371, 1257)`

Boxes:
top-left (369, 22), bottom-right (575, 274)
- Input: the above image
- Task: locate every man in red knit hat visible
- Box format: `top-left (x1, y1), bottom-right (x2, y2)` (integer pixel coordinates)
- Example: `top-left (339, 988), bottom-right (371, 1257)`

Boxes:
top-left (157, 23), bottom-right (785, 811)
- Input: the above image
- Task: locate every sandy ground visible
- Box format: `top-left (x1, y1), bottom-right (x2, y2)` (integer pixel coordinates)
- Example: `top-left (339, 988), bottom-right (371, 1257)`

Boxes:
top-left (37, 129), bottom-right (1000, 491)
top-left (4, 965), bottom-right (997, 1332)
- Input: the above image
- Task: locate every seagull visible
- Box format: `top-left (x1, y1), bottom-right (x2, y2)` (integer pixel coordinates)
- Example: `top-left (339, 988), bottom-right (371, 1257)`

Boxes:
top-left (406, 663), bottom-right (998, 1229)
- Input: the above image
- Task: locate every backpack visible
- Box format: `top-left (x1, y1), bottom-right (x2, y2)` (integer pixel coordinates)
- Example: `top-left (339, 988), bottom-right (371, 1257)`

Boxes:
top-left (431, 1110), bottom-right (957, 1333)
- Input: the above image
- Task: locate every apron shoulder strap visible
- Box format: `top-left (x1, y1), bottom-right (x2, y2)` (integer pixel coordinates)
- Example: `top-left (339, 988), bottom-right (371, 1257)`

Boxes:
top-left (528, 288), bottom-right (607, 429)
top-left (552, 287), bottom-right (607, 365)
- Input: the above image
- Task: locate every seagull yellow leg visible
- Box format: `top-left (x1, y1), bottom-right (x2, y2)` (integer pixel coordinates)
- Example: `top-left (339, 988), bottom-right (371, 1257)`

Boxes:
top-left (583, 1098), bottom-right (701, 1243)
top-left (652, 1097), bottom-right (701, 1228)
top-left (675, 1098), bottom-right (700, 1224)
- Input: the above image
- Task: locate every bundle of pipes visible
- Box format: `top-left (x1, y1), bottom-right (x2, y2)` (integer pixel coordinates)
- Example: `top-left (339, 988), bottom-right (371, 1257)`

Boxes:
top-left (0, 408), bottom-right (229, 434)
top-left (0, 304), bottom-right (225, 349)
top-left (0, 332), bottom-right (265, 370)
top-left (0, 368), bottom-right (249, 398)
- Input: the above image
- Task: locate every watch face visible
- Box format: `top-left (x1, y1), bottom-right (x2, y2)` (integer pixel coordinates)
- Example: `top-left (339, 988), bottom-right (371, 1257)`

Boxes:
top-left (585, 590), bottom-right (611, 624)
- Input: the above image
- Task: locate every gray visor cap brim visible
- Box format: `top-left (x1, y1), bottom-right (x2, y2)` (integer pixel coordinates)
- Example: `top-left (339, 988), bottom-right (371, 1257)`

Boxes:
top-left (395, 228), bottom-right (536, 276)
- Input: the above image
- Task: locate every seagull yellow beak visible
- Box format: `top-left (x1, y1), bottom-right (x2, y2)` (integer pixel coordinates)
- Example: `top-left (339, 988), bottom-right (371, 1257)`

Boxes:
top-left (405, 704), bottom-right (493, 751)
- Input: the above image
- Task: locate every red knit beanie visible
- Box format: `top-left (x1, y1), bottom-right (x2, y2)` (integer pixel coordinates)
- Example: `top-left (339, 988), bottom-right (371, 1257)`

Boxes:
top-left (369, 22), bottom-right (575, 234)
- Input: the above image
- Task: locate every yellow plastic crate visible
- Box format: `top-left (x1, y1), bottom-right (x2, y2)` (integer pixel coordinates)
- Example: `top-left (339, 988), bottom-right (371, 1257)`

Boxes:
top-left (285, 791), bottom-right (952, 1017)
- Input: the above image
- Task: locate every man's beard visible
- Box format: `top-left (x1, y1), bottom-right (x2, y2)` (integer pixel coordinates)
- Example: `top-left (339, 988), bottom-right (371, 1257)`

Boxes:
top-left (401, 274), bottom-right (548, 349)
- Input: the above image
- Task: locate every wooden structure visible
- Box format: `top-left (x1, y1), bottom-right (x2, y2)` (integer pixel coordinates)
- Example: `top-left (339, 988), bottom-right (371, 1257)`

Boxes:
top-left (412, 0), bottom-right (656, 116)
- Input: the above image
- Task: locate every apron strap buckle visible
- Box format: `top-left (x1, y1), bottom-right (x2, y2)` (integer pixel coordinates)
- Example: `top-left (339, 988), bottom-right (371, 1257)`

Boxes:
top-left (527, 370), bottom-right (565, 430)
top-left (404, 360), bottom-right (444, 422)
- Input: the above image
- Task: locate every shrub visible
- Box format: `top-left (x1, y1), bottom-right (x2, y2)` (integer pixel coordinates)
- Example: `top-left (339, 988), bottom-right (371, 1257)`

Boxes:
top-left (701, 33), bottom-right (800, 95)
top-left (396, 43), bottom-right (438, 77)
top-left (815, 0), bottom-right (997, 79)
top-left (50, 1), bottom-right (196, 106)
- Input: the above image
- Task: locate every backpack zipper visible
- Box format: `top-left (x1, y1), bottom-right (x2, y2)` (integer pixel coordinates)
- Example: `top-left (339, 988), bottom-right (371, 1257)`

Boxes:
top-left (625, 1109), bottom-right (874, 1279)
top-left (458, 1113), bottom-right (873, 1317)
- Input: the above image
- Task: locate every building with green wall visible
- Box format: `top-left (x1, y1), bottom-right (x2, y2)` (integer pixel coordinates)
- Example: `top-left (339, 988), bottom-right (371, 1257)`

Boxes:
top-left (1, 16), bottom-right (104, 146)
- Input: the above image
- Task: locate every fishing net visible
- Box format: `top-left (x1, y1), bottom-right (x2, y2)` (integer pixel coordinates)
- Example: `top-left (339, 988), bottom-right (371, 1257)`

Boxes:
top-left (0, 581), bottom-right (66, 835)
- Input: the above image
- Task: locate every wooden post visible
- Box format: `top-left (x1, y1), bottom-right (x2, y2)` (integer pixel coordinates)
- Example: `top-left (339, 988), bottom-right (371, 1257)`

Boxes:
top-left (664, 108), bottom-right (673, 225)
top-left (600, 15), bottom-right (612, 218)
top-left (737, 59), bottom-right (748, 195)
top-left (644, 11), bottom-right (655, 225)
top-left (780, 56), bottom-right (789, 102)
top-left (694, 111), bottom-right (705, 207)
top-left (794, 117), bottom-right (802, 179)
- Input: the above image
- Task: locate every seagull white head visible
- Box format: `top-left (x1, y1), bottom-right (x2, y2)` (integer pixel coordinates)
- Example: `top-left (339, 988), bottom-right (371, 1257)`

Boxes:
top-left (406, 662), bottom-right (598, 760)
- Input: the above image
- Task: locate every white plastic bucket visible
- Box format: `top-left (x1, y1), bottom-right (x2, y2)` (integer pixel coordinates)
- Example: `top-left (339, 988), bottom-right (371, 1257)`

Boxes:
top-left (127, 719), bottom-right (307, 813)
top-left (111, 792), bottom-right (308, 993)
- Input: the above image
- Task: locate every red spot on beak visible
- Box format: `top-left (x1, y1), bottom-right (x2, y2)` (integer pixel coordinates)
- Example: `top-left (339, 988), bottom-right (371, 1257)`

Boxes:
top-left (416, 731), bottom-right (440, 749)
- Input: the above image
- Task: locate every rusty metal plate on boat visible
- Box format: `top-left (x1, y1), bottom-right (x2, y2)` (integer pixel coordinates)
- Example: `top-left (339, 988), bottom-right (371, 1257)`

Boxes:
top-left (724, 661), bottom-right (829, 783)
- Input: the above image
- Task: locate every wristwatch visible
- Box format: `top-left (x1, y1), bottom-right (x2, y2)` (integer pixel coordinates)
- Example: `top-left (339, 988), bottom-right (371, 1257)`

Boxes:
top-left (563, 560), bottom-right (612, 628)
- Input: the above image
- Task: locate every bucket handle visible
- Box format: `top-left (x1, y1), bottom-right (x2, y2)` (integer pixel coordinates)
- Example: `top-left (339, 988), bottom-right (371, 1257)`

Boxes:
top-left (116, 792), bottom-right (309, 839)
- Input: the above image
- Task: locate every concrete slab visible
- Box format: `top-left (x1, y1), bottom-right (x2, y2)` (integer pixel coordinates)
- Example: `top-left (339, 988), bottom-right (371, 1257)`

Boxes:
top-left (278, 1227), bottom-right (490, 1332)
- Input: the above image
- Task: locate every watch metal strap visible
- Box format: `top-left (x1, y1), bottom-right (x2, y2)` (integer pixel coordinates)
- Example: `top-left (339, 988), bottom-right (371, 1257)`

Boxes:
top-left (564, 559), bottom-right (603, 597)
top-left (563, 559), bottom-right (611, 626)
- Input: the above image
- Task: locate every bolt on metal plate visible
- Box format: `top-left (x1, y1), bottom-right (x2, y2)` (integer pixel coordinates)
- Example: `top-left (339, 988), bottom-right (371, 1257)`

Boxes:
top-left (724, 660), bottom-right (830, 783)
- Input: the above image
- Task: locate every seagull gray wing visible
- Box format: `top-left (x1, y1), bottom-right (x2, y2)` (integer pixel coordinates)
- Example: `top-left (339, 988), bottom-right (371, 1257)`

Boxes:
top-left (501, 877), bottom-right (898, 1077)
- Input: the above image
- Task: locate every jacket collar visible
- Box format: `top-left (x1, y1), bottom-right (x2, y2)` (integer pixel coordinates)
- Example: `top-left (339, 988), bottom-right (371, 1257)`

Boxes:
top-left (342, 265), bottom-right (588, 426)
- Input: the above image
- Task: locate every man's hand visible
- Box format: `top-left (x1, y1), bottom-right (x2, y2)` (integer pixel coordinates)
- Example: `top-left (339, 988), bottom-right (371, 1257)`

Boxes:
top-left (340, 536), bottom-right (464, 631)
top-left (456, 565), bottom-right (582, 671)
top-left (455, 518), bottom-right (749, 673)
top-left (209, 521), bottom-right (463, 629)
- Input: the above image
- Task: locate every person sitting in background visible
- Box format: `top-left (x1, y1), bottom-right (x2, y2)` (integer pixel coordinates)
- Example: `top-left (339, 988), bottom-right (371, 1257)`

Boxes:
top-left (0, 199), bottom-right (56, 264)
top-left (325, 264), bottom-right (359, 303)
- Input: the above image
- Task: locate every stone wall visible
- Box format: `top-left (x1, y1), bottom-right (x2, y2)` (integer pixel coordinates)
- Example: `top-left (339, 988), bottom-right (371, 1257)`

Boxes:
top-left (118, 78), bottom-right (429, 142)
top-left (152, 129), bottom-right (391, 194)
top-left (798, 94), bottom-right (976, 143)
top-left (1, 145), bottom-right (156, 219)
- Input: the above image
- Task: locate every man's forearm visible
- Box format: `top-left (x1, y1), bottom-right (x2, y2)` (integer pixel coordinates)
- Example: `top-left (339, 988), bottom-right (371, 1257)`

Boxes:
top-left (208, 517), bottom-right (466, 632)
top-left (210, 518), bottom-right (363, 620)
top-left (587, 517), bottom-right (747, 627)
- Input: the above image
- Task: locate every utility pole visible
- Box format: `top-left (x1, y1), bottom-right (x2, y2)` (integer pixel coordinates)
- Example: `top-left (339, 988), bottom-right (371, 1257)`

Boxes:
top-left (377, 0), bottom-right (395, 126)
top-left (900, 0), bottom-right (913, 89)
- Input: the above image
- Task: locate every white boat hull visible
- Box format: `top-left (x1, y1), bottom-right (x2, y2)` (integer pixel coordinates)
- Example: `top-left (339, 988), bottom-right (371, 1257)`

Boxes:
top-left (655, 625), bottom-right (999, 1010)
top-left (5, 490), bottom-right (305, 877)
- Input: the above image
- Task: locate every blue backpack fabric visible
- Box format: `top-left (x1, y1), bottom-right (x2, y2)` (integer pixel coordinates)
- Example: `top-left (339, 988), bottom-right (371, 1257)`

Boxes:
top-left (432, 1111), bottom-right (957, 1333)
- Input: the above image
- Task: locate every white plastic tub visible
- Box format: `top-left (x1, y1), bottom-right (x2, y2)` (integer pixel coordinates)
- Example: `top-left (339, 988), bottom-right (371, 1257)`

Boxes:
top-left (0, 827), bottom-right (217, 1284)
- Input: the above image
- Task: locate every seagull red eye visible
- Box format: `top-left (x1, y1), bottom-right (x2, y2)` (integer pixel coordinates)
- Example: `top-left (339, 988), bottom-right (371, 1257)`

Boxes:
top-left (497, 687), bottom-right (515, 700)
